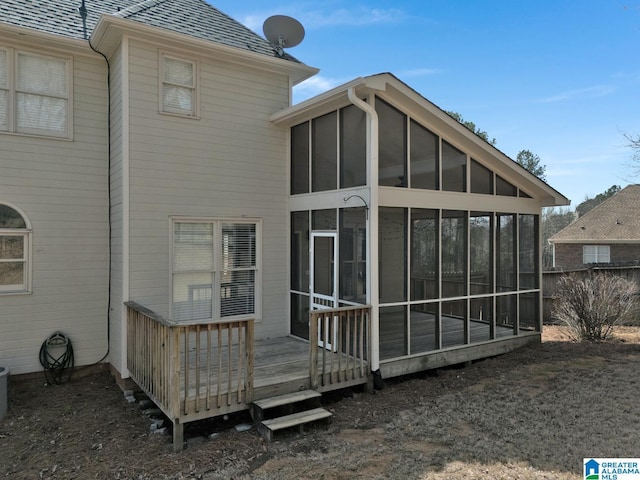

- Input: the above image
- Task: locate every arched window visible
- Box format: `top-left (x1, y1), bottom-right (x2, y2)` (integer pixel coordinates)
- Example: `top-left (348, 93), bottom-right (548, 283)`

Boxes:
top-left (0, 204), bottom-right (31, 293)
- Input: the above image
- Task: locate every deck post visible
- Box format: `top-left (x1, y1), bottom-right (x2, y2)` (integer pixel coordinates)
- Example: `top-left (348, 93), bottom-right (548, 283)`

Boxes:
top-left (169, 326), bottom-right (181, 423)
top-left (245, 320), bottom-right (255, 403)
top-left (172, 420), bottom-right (183, 453)
top-left (309, 312), bottom-right (318, 389)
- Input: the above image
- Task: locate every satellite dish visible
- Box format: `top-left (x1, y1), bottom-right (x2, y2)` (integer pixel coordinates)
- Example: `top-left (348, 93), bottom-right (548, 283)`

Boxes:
top-left (263, 15), bottom-right (305, 57)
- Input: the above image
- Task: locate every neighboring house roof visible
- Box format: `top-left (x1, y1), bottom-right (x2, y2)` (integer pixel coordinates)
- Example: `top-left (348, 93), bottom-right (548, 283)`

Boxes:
top-left (271, 72), bottom-right (569, 208)
top-left (0, 0), bottom-right (295, 62)
top-left (549, 184), bottom-right (640, 243)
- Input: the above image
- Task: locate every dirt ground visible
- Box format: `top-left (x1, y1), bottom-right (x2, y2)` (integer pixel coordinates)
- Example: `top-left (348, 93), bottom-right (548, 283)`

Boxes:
top-left (1, 326), bottom-right (639, 480)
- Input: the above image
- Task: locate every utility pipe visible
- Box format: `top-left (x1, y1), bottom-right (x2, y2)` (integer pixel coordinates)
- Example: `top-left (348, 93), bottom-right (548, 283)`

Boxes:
top-left (347, 86), bottom-right (380, 373)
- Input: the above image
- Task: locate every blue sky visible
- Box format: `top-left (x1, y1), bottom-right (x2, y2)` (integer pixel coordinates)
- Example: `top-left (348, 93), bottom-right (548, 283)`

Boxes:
top-left (209, 0), bottom-right (640, 207)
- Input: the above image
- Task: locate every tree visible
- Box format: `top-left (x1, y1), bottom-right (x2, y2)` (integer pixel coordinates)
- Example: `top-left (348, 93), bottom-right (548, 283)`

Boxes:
top-left (446, 111), bottom-right (496, 145)
top-left (516, 149), bottom-right (547, 181)
top-left (447, 112), bottom-right (548, 181)
top-left (575, 185), bottom-right (621, 217)
top-left (625, 132), bottom-right (640, 175)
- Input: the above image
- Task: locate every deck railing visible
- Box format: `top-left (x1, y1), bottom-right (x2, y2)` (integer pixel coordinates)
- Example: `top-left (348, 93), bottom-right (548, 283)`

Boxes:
top-left (126, 302), bottom-right (254, 450)
top-left (309, 305), bottom-right (371, 390)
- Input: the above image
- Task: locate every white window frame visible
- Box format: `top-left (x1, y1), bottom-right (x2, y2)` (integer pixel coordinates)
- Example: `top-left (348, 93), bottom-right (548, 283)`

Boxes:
top-left (0, 204), bottom-right (32, 295)
top-left (170, 217), bottom-right (261, 323)
top-left (0, 46), bottom-right (72, 139)
top-left (159, 52), bottom-right (198, 118)
top-left (583, 245), bottom-right (610, 264)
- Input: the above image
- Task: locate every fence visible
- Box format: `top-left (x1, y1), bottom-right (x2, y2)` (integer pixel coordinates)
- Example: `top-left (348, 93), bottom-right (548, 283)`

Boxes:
top-left (543, 265), bottom-right (640, 323)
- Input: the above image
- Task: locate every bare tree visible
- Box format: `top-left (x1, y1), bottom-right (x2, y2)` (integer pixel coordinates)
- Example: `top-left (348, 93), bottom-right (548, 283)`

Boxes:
top-left (625, 133), bottom-right (640, 175)
top-left (552, 272), bottom-right (638, 342)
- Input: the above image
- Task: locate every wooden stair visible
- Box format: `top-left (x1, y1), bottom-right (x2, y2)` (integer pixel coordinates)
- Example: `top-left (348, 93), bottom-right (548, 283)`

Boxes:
top-left (251, 390), bottom-right (332, 442)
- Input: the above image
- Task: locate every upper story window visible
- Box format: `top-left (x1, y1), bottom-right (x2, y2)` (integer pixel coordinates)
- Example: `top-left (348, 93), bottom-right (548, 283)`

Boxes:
top-left (0, 204), bottom-right (31, 294)
top-left (0, 47), bottom-right (71, 138)
top-left (583, 245), bottom-right (610, 264)
top-left (160, 54), bottom-right (198, 117)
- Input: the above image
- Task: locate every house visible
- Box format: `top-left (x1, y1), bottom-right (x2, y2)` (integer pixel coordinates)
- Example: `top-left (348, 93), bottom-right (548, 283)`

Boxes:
top-left (0, 0), bottom-right (568, 449)
top-left (549, 184), bottom-right (640, 269)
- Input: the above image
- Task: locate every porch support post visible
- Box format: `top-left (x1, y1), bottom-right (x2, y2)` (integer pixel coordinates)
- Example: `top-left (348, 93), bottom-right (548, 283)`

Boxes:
top-left (347, 87), bottom-right (380, 373)
top-left (172, 420), bottom-right (184, 453)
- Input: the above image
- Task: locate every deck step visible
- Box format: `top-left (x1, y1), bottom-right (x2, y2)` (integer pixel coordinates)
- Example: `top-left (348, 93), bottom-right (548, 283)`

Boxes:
top-left (258, 408), bottom-right (332, 442)
top-left (251, 390), bottom-right (331, 441)
top-left (250, 389), bottom-right (323, 423)
top-left (253, 390), bottom-right (321, 411)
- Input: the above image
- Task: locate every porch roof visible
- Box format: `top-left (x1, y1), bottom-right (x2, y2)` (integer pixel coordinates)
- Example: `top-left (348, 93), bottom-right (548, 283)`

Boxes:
top-left (271, 73), bottom-right (569, 208)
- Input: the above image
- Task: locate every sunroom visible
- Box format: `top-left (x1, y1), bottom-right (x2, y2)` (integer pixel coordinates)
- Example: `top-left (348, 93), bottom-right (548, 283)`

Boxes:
top-left (272, 73), bottom-right (568, 379)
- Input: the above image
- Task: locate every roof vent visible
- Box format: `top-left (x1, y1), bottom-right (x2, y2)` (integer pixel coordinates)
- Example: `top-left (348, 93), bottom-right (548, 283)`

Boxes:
top-left (263, 15), bottom-right (305, 58)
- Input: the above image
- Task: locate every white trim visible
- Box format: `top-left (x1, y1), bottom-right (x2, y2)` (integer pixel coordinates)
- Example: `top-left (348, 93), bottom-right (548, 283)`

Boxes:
top-left (91, 15), bottom-right (318, 85)
top-left (549, 239), bottom-right (640, 244)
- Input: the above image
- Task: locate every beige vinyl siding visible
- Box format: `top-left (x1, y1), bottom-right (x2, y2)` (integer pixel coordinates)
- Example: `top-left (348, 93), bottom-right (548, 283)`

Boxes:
top-left (126, 40), bottom-right (290, 339)
top-left (108, 46), bottom-right (125, 374)
top-left (0, 50), bottom-right (109, 375)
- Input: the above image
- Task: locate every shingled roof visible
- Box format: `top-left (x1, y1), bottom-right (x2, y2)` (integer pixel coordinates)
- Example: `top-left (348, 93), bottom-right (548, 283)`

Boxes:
top-left (549, 184), bottom-right (640, 243)
top-left (0, 0), bottom-right (291, 61)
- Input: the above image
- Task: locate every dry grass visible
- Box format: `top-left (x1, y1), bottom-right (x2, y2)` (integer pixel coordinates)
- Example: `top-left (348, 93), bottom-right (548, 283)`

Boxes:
top-left (1, 326), bottom-right (639, 479)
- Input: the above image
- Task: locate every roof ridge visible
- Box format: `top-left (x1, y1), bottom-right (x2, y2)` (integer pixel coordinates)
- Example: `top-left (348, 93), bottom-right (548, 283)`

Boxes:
top-left (549, 184), bottom-right (640, 242)
top-left (578, 184), bottom-right (636, 218)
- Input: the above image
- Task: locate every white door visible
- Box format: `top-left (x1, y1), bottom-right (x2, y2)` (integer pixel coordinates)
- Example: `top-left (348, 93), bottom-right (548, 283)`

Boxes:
top-left (310, 232), bottom-right (338, 349)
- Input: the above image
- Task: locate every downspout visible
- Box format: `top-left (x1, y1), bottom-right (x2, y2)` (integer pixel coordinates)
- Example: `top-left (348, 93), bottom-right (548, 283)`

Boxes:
top-left (86, 25), bottom-right (112, 366)
top-left (347, 87), bottom-right (381, 378)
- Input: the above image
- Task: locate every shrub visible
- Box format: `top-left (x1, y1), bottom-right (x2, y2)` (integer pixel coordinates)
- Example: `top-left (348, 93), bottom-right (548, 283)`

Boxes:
top-left (552, 272), bottom-right (638, 342)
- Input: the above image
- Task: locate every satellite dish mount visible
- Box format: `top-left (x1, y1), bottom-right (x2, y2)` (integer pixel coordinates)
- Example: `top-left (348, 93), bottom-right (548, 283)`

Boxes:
top-left (263, 15), bottom-right (305, 58)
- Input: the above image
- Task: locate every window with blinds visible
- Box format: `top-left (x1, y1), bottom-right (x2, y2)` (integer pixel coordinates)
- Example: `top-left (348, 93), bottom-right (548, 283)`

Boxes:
top-left (172, 220), bottom-right (258, 322)
top-left (161, 54), bottom-right (197, 117)
top-left (0, 47), bottom-right (70, 137)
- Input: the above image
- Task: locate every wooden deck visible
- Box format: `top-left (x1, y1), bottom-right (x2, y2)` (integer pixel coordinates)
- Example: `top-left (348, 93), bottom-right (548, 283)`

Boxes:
top-left (182, 335), bottom-right (368, 401)
top-left (125, 301), bottom-right (538, 451)
top-left (125, 302), bottom-right (370, 451)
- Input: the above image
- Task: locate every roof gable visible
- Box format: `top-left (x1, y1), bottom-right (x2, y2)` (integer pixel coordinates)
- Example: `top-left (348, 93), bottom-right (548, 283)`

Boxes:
top-left (0, 0), bottom-right (295, 62)
top-left (550, 184), bottom-right (640, 243)
top-left (271, 72), bottom-right (569, 207)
